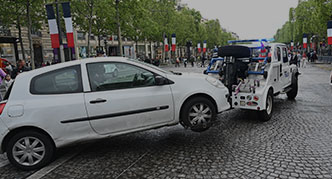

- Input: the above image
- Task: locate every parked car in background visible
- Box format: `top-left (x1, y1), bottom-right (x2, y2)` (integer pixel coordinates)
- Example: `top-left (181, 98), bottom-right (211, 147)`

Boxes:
top-left (0, 57), bottom-right (230, 170)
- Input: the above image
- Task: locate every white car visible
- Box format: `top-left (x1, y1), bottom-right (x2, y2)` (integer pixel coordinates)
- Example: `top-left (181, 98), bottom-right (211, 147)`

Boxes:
top-left (0, 57), bottom-right (230, 170)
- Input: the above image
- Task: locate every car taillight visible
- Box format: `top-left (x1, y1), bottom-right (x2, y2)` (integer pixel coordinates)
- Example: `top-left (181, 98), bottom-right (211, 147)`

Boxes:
top-left (0, 103), bottom-right (6, 115)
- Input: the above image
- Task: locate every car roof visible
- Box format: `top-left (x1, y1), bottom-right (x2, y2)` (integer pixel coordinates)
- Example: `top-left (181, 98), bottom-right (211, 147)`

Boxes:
top-left (17, 56), bottom-right (129, 78)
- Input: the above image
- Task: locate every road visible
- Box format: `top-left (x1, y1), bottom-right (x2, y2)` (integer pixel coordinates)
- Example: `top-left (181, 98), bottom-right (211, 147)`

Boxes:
top-left (1, 64), bottom-right (332, 179)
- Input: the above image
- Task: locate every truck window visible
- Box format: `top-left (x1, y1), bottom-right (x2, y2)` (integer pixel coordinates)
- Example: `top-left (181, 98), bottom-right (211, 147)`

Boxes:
top-left (282, 48), bottom-right (288, 63)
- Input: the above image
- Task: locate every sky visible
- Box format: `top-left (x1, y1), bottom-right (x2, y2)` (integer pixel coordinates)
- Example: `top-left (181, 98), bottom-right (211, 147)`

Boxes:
top-left (182, 0), bottom-right (298, 39)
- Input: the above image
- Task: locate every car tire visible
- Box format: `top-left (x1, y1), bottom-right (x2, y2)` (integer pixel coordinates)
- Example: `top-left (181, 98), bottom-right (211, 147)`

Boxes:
top-left (181, 97), bottom-right (216, 132)
top-left (6, 130), bottom-right (55, 171)
top-left (113, 69), bottom-right (118, 77)
top-left (287, 74), bottom-right (298, 100)
top-left (258, 89), bottom-right (274, 122)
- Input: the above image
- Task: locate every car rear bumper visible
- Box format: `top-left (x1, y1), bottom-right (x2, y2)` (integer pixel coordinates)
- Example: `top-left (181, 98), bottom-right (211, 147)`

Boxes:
top-left (216, 88), bottom-right (231, 113)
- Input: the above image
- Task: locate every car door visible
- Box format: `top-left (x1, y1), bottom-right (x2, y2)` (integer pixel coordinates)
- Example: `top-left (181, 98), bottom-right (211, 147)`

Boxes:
top-left (84, 61), bottom-right (174, 135)
top-left (281, 47), bottom-right (292, 87)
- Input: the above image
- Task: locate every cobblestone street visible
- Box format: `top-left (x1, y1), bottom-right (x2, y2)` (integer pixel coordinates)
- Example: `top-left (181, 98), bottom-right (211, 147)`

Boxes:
top-left (1, 64), bottom-right (332, 179)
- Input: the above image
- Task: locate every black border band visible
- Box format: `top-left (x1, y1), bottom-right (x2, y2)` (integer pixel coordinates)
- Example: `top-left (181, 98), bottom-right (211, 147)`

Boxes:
top-left (61, 105), bottom-right (169, 124)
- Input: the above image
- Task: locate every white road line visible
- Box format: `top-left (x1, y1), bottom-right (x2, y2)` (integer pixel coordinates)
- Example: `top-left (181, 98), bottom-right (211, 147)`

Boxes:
top-left (26, 149), bottom-right (83, 179)
top-left (115, 151), bottom-right (149, 179)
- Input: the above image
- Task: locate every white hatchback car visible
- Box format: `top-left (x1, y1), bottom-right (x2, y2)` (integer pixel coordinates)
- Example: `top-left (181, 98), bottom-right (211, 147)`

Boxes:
top-left (0, 57), bottom-right (230, 170)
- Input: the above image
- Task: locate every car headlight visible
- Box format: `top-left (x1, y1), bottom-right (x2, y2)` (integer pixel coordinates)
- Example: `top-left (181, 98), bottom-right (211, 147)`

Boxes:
top-left (206, 76), bottom-right (225, 88)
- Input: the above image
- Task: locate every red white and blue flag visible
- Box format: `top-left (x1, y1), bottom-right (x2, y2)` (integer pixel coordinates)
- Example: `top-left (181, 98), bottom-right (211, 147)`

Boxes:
top-left (164, 36), bottom-right (169, 52)
top-left (197, 43), bottom-right (201, 53)
top-left (203, 40), bottom-right (207, 53)
top-left (328, 21), bottom-right (332, 45)
top-left (291, 41), bottom-right (294, 50)
top-left (171, 34), bottom-right (176, 52)
top-left (46, 4), bottom-right (59, 48)
top-left (303, 34), bottom-right (308, 49)
top-left (62, 2), bottom-right (75, 48)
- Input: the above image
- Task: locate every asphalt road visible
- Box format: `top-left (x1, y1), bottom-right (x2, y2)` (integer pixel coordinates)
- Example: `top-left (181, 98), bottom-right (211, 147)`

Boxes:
top-left (1, 64), bottom-right (332, 179)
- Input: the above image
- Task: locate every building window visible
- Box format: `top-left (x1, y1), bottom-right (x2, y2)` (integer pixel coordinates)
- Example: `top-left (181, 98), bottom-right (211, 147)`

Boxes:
top-left (90, 35), bottom-right (95, 40)
top-left (77, 32), bottom-right (85, 40)
top-left (31, 27), bottom-right (42, 37)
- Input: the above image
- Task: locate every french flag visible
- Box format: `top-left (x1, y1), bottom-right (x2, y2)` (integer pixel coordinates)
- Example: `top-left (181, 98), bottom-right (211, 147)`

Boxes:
top-left (164, 36), bottom-right (169, 52)
top-left (203, 40), bottom-right (207, 53)
top-left (62, 2), bottom-right (75, 48)
top-left (197, 43), bottom-right (201, 53)
top-left (303, 34), bottom-right (308, 49)
top-left (328, 21), bottom-right (332, 45)
top-left (46, 4), bottom-right (60, 49)
top-left (171, 34), bottom-right (176, 52)
top-left (291, 41), bottom-right (294, 50)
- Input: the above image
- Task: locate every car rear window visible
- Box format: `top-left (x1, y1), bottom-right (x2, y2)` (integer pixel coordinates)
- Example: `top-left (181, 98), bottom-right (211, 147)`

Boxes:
top-left (30, 65), bottom-right (83, 95)
top-left (3, 82), bottom-right (13, 101)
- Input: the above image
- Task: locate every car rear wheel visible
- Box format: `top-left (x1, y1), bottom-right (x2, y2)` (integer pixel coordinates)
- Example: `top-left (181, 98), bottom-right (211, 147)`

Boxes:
top-left (181, 97), bottom-right (216, 132)
top-left (6, 131), bottom-right (55, 171)
top-left (258, 89), bottom-right (274, 122)
top-left (287, 74), bottom-right (298, 100)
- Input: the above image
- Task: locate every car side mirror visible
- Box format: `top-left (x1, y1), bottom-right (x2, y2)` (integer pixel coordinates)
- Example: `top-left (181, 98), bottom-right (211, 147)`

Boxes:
top-left (155, 76), bottom-right (167, 85)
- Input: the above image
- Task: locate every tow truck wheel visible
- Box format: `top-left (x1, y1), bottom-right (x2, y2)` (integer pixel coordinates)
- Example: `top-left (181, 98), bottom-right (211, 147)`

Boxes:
top-left (258, 89), bottom-right (274, 122)
top-left (181, 97), bottom-right (216, 132)
top-left (287, 74), bottom-right (298, 100)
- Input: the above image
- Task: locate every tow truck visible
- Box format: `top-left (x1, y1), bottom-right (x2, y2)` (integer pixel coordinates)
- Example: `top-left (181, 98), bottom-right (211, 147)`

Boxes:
top-left (205, 39), bottom-right (299, 121)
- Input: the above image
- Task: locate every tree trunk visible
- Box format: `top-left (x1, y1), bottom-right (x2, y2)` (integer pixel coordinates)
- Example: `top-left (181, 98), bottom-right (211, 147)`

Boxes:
top-left (15, 2), bottom-right (26, 61)
top-left (27, 0), bottom-right (35, 69)
top-left (135, 38), bottom-right (138, 59)
top-left (17, 16), bottom-right (26, 61)
top-left (116, 0), bottom-right (123, 56)
top-left (87, 1), bottom-right (94, 58)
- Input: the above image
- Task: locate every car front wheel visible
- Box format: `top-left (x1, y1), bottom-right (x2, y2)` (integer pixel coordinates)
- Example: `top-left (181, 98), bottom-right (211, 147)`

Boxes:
top-left (6, 130), bottom-right (55, 171)
top-left (181, 97), bottom-right (216, 132)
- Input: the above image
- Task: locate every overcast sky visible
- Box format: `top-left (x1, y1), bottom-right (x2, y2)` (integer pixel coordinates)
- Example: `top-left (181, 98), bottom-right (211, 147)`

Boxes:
top-left (182, 0), bottom-right (298, 39)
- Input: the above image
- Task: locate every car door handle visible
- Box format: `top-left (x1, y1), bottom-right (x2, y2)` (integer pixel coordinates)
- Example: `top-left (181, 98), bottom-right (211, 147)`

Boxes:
top-left (90, 99), bottom-right (107, 104)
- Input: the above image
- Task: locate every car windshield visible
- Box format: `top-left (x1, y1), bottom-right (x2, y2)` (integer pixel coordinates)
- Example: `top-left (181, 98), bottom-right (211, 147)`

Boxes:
top-left (127, 59), bottom-right (173, 75)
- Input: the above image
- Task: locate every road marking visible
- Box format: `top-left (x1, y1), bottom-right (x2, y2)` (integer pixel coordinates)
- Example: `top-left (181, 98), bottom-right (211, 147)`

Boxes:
top-left (114, 151), bottom-right (149, 179)
top-left (26, 147), bottom-right (85, 179)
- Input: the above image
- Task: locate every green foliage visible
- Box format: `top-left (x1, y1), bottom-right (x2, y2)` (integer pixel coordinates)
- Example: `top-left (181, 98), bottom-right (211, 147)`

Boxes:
top-left (1, 0), bottom-right (236, 49)
top-left (274, 0), bottom-right (332, 44)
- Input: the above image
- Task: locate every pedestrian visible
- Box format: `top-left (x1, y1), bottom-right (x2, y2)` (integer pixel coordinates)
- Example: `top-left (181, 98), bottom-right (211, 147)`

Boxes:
top-left (312, 51), bottom-right (318, 63)
top-left (201, 55), bottom-right (205, 67)
top-left (301, 52), bottom-right (307, 68)
top-left (330, 71), bottom-right (332, 86)
top-left (2, 74), bottom-right (13, 91)
top-left (297, 52), bottom-right (302, 68)
top-left (0, 68), bottom-right (7, 101)
top-left (175, 57), bottom-right (180, 67)
top-left (5, 62), bottom-right (13, 77)
top-left (183, 58), bottom-right (187, 68)
top-left (190, 55), bottom-right (195, 67)
top-left (290, 51), bottom-right (298, 66)
top-left (12, 60), bottom-right (30, 79)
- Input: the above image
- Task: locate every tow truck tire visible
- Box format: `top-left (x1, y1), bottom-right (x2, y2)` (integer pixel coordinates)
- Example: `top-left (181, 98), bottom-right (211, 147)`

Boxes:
top-left (180, 97), bottom-right (216, 132)
top-left (218, 45), bottom-right (251, 58)
top-left (287, 74), bottom-right (298, 100)
top-left (258, 89), bottom-right (274, 122)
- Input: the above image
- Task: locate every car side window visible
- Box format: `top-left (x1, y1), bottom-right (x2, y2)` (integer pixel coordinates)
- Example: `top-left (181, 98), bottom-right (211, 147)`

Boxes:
top-left (87, 62), bottom-right (156, 92)
top-left (282, 48), bottom-right (288, 63)
top-left (30, 65), bottom-right (83, 94)
top-left (276, 47), bottom-right (281, 61)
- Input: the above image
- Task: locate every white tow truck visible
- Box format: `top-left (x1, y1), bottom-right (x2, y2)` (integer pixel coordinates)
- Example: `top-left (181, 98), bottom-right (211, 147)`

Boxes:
top-left (205, 39), bottom-right (299, 121)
